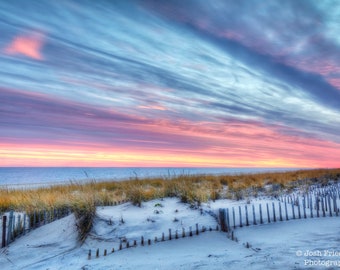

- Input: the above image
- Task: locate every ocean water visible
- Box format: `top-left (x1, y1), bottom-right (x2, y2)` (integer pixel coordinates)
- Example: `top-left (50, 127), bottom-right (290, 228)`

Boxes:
top-left (0, 167), bottom-right (298, 187)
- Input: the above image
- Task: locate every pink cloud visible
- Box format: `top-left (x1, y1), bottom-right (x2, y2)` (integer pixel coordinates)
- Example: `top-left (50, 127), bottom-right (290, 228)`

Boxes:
top-left (2, 88), bottom-right (340, 168)
top-left (4, 32), bottom-right (45, 60)
top-left (138, 105), bottom-right (167, 111)
top-left (327, 78), bottom-right (340, 90)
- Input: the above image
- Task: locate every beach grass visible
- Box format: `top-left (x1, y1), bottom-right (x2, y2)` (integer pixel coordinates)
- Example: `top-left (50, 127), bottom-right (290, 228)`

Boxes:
top-left (1, 168), bottom-right (340, 214)
top-left (1, 168), bottom-right (339, 243)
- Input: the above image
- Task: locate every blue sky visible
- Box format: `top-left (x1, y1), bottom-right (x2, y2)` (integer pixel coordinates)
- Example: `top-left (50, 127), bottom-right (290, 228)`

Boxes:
top-left (1, 0), bottom-right (340, 167)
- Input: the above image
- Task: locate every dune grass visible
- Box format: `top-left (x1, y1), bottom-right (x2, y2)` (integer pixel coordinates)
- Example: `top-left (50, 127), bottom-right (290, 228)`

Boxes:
top-left (1, 168), bottom-right (339, 214)
top-left (1, 168), bottom-right (339, 242)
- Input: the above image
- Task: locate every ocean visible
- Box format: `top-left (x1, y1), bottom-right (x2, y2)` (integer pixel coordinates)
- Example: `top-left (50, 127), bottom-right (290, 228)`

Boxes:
top-left (0, 167), bottom-right (299, 188)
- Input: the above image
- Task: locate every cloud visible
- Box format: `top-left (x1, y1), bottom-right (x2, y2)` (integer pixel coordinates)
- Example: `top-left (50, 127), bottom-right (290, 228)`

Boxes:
top-left (143, 0), bottom-right (340, 101)
top-left (4, 32), bottom-right (45, 60)
top-left (2, 87), bottom-right (340, 167)
top-left (1, 1), bottom-right (340, 167)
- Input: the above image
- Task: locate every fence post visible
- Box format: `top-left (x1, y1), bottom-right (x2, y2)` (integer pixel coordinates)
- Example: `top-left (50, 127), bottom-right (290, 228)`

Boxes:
top-left (316, 197), bottom-right (320, 217)
top-left (297, 199), bottom-right (301, 219)
top-left (17, 215), bottom-right (21, 235)
top-left (284, 201), bottom-right (288, 220)
top-left (266, 203), bottom-right (270, 223)
top-left (245, 205), bottom-right (249, 226)
top-left (226, 209), bottom-right (230, 232)
top-left (322, 197), bottom-right (326, 217)
top-left (272, 202), bottom-right (276, 222)
top-left (23, 214), bottom-right (26, 235)
top-left (307, 193), bottom-right (310, 209)
top-left (27, 213), bottom-right (31, 232)
top-left (12, 215), bottom-right (16, 240)
top-left (7, 211), bottom-right (14, 245)
top-left (328, 195), bottom-right (332, 217)
top-left (2, 216), bottom-right (6, 248)
top-left (303, 197), bottom-right (307, 218)
top-left (334, 197), bottom-right (338, 216)
top-left (310, 198), bottom-right (313, 218)
top-left (279, 202), bottom-right (283, 221)
top-left (259, 204), bottom-right (263, 224)
top-left (252, 205), bottom-right (256, 225)
top-left (239, 206), bottom-right (243, 227)
top-left (291, 203), bottom-right (295, 219)
top-left (232, 207), bottom-right (236, 229)
top-left (219, 209), bottom-right (226, 232)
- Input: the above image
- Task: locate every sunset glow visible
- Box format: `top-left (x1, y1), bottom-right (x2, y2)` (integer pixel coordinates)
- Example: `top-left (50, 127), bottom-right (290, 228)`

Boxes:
top-left (1, 1), bottom-right (340, 167)
top-left (4, 32), bottom-right (45, 60)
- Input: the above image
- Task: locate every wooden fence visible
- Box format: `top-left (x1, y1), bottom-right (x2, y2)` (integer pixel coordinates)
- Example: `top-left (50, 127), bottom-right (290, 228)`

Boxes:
top-left (88, 223), bottom-right (219, 259)
top-left (1, 200), bottom-right (128, 248)
top-left (1, 208), bottom-right (70, 248)
top-left (219, 185), bottom-right (340, 232)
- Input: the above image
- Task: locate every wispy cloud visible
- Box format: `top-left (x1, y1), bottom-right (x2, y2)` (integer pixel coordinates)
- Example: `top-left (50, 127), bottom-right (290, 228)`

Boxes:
top-left (0, 1), bottom-right (340, 167)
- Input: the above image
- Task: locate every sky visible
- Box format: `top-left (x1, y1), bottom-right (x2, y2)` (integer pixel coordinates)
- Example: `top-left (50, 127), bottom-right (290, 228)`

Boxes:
top-left (1, 0), bottom-right (340, 168)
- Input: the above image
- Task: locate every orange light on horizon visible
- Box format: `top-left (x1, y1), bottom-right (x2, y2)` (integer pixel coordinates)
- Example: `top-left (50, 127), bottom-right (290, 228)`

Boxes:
top-left (1, 117), bottom-right (340, 168)
top-left (0, 143), bottom-right (325, 168)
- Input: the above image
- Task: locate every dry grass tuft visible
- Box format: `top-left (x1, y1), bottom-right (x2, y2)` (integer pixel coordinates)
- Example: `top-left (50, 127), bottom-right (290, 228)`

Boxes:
top-left (72, 194), bottom-right (96, 243)
top-left (1, 168), bottom-right (339, 241)
top-left (1, 168), bottom-right (339, 212)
